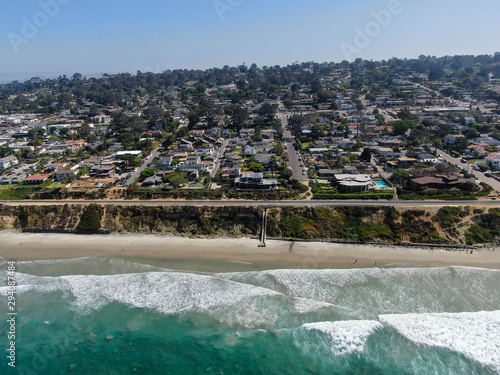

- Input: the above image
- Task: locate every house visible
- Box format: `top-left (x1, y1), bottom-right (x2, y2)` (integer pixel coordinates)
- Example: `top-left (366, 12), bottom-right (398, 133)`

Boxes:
top-left (254, 154), bottom-right (276, 169)
top-left (244, 145), bottom-right (256, 155)
top-left (49, 163), bottom-right (67, 171)
top-left (318, 169), bottom-right (341, 179)
top-left (240, 129), bottom-right (255, 138)
top-left (417, 154), bottom-right (440, 164)
top-left (485, 153), bottom-right (500, 169)
top-left (445, 135), bottom-right (461, 146)
top-left (186, 155), bottom-right (201, 165)
top-left (376, 147), bottom-right (395, 158)
top-left (142, 175), bottom-right (163, 187)
top-left (24, 174), bottom-right (51, 185)
top-left (397, 157), bottom-right (417, 169)
top-left (221, 168), bottom-right (241, 179)
top-left (157, 156), bottom-right (174, 169)
top-left (234, 173), bottom-right (278, 190)
top-left (0, 155), bottom-right (19, 169)
top-left (332, 174), bottom-right (372, 193)
top-left (116, 151), bottom-right (142, 158)
top-left (407, 176), bottom-right (468, 191)
top-left (109, 143), bottom-right (124, 152)
top-left (55, 169), bottom-right (78, 182)
top-left (0, 174), bottom-right (26, 185)
top-left (92, 165), bottom-right (116, 179)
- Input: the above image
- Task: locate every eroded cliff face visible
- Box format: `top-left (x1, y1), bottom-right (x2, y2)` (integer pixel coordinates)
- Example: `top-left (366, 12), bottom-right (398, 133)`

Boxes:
top-left (0, 204), bottom-right (498, 245)
top-left (0, 204), bottom-right (262, 237)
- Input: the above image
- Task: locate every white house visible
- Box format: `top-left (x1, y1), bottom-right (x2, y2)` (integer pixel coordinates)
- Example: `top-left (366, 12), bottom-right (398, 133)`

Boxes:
top-left (0, 155), bottom-right (19, 169)
top-left (485, 153), bottom-right (500, 169)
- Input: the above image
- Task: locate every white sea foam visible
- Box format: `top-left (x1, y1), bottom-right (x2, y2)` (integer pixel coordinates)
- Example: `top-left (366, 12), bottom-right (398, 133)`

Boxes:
top-left (13, 257), bottom-right (169, 276)
top-left (380, 310), bottom-right (500, 371)
top-left (302, 320), bottom-right (382, 356)
top-left (293, 298), bottom-right (334, 314)
top-left (221, 267), bottom-right (500, 318)
top-left (4, 271), bottom-right (296, 327)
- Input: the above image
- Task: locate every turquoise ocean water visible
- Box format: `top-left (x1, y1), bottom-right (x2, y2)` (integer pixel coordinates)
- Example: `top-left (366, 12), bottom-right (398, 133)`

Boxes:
top-left (1, 256), bottom-right (500, 374)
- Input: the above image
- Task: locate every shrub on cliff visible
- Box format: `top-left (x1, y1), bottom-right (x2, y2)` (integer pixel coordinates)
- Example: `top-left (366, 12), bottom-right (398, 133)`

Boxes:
top-left (76, 204), bottom-right (103, 231)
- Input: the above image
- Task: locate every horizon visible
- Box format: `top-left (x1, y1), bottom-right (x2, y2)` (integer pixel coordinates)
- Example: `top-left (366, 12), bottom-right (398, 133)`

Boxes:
top-left (2, 0), bottom-right (500, 84)
top-left (1, 51), bottom-right (499, 85)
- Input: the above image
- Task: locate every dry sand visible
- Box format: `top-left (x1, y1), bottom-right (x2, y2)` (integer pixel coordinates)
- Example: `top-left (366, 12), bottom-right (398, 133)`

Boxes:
top-left (1, 231), bottom-right (499, 270)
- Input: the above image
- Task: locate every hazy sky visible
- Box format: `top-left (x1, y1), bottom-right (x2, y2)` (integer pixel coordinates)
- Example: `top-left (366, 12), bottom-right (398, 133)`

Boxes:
top-left (1, 0), bottom-right (499, 81)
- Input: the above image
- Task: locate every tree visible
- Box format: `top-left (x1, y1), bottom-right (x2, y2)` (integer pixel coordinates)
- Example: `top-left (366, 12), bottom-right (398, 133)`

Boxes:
top-left (140, 168), bottom-right (155, 179)
top-left (391, 168), bottom-right (410, 185)
top-left (280, 168), bottom-right (293, 180)
top-left (249, 163), bottom-right (264, 172)
top-left (59, 127), bottom-right (70, 137)
top-left (464, 127), bottom-right (479, 139)
top-left (392, 120), bottom-right (416, 136)
top-left (397, 107), bottom-right (413, 120)
top-left (453, 137), bottom-right (469, 151)
top-left (360, 148), bottom-right (372, 162)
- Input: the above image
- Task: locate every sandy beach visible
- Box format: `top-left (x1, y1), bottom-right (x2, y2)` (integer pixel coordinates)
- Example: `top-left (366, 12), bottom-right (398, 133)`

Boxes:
top-left (1, 231), bottom-right (499, 270)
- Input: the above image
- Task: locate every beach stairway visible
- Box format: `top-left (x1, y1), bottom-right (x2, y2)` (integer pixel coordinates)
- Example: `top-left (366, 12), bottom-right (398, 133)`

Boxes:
top-left (258, 209), bottom-right (267, 247)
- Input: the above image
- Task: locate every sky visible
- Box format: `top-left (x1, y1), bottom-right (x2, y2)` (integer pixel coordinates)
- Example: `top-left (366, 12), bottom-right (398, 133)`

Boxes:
top-left (1, 0), bottom-right (499, 82)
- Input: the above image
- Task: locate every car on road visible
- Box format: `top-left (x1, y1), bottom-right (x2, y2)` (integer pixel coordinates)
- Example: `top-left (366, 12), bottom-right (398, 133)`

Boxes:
top-left (302, 170), bottom-right (306, 175)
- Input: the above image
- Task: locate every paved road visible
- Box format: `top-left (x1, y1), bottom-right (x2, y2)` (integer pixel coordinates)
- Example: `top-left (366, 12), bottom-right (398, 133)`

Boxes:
top-left (437, 149), bottom-right (500, 192)
top-left (2, 199), bottom-right (500, 208)
top-left (210, 138), bottom-right (229, 179)
top-left (279, 112), bottom-right (308, 181)
top-left (124, 149), bottom-right (161, 186)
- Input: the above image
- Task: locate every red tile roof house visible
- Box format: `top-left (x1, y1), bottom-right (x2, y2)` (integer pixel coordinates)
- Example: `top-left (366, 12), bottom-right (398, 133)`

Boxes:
top-left (24, 174), bottom-right (51, 185)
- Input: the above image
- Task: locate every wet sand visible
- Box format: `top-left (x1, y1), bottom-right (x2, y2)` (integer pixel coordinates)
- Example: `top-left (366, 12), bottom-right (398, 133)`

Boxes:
top-left (1, 231), bottom-right (499, 270)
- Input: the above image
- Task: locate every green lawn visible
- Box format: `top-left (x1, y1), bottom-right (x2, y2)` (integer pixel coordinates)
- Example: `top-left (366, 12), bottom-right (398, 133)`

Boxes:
top-left (0, 185), bottom-right (38, 200)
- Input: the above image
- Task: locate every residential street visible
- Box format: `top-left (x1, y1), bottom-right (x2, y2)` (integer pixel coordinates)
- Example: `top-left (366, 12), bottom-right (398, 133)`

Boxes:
top-left (437, 149), bottom-right (500, 193)
top-left (124, 149), bottom-right (161, 186)
top-left (280, 112), bottom-right (308, 182)
top-left (211, 138), bottom-right (229, 179)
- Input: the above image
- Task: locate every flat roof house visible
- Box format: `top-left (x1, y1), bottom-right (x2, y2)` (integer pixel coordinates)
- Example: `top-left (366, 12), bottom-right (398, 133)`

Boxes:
top-left (234, 173), bottom-right (278, 190)
top-left (0, 155), bottom-right (19, 169)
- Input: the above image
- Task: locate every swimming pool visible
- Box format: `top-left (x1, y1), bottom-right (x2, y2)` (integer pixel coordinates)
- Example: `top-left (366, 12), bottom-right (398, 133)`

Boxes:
top-left (375, 181), bottom-right (391, 188)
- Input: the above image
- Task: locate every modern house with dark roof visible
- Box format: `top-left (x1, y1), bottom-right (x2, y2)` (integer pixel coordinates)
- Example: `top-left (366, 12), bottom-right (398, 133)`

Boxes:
top-left (406, 176), bottom-right (468, 191)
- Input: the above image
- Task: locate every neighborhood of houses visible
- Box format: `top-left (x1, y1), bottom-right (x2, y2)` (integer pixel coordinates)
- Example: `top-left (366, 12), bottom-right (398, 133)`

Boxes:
top-left (1, 56), bottom-right (500, 200)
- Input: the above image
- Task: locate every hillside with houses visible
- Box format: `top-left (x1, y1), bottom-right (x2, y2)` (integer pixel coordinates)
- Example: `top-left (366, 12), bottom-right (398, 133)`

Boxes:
top-left (1, 54), bottom-right (500, 201)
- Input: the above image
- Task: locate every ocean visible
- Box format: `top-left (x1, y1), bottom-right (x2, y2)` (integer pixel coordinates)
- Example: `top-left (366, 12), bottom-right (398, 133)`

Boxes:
top-left (1, 256), bottom-right (499, 374)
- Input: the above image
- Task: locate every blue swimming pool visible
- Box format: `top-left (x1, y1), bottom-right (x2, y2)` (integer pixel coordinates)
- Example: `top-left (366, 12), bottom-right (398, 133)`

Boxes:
top-left (375, 181), bottom-right (390, 188)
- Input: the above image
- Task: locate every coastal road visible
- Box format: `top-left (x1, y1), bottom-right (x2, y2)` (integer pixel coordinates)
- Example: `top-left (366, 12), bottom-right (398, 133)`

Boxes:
top-left (280, 112), bottom-right (308, 181)
top-left (2, 199), bottom-right (500, 208)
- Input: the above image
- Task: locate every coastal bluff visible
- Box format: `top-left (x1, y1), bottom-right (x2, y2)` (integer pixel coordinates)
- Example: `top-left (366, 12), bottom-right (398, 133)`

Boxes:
top-left (1, 204), bottom-right (500, 246)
